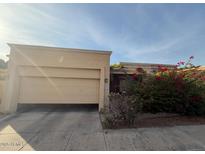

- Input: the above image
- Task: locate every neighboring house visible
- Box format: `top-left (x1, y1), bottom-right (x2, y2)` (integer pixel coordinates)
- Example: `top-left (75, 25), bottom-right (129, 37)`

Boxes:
top-left (188, 66), bottom-right (205, 71)
top-left (110, 62), bottom-right (176, 92)
top-left (200, 66), bottom-right (205, 70)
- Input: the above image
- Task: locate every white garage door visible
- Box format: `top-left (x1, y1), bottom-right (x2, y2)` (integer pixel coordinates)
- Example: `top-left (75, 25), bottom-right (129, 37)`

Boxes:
top-left (18, 66), bottom-right (100, 104)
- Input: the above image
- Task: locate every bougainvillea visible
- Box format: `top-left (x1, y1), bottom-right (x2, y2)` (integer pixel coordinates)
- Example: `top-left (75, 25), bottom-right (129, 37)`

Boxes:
top-left (155, 56), bottom-right (205, 83)
top-left (104, 56), bottom-right (205, 128)
top-left (123, 56), bottom-right (205, 115)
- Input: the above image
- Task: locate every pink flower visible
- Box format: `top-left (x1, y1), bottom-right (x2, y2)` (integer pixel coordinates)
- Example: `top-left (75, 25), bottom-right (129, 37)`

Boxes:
top-left (201, 76), bottom-right (205, 81)
top-left (177, 61), bottom-right (185, 66)
top-left (180, 61), bottom-right (185, 65)
top-left (158, 65), bottom-right (168, 72)
top-left (156, 76), bottom-right (163, 81)
top-left (161, 67), bottom-right (168, 72)
top-left (132, 73), bottom-right (137, 80)
top-left (189, 56), bottom-right (194, 59)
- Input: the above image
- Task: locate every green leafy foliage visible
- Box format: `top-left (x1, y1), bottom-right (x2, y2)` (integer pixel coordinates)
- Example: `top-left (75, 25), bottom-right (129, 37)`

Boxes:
top-left (103, 56), bottom-right (205, 128)
top-left (126, 57), bottom-right (205, 116)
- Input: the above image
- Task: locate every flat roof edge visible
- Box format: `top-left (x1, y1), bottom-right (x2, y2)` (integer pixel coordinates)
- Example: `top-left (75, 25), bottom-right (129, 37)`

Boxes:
top-left (7, 43), bottom-right (112, 55)
top-left (120, 61), bottom-right (176, 66)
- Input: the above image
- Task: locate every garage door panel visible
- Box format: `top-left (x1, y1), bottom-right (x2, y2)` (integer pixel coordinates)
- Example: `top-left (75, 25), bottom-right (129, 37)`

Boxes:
top-left (18, 66), bottom-right (100, 79)
top-left (19, 77), bottom-right (99, 104)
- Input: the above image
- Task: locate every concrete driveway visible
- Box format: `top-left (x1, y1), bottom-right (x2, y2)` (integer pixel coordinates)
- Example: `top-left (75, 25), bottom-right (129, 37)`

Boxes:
top-left (0, 105), bottom-right (205, 151)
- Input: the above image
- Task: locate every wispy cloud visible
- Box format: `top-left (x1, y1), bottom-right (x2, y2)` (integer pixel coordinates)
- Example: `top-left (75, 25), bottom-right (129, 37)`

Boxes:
top-left (0, 4), bottom-right (205, 65)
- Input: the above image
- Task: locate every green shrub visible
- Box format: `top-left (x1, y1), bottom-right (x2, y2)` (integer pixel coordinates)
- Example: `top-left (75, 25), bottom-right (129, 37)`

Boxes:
top-left (123, 59), bottom-right (205, 116)
top-left (104, 57), bottom-right (205, 128)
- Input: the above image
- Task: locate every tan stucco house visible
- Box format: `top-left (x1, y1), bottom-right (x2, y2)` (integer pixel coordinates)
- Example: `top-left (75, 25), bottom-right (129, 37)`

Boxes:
top-left (0, 44), bottom-right (111, 113)
top-left (0, 43), bottom-right (181, 114)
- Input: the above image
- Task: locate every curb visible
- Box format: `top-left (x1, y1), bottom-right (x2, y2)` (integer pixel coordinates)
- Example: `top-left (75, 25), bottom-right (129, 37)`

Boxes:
top-left (0, 113), bottom-right (16, 123)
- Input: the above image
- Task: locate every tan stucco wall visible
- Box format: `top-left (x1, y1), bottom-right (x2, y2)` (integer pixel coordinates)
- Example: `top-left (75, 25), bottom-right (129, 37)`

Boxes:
top-left (0, 69), bottom-right (6, 107)
top-left (0, 80), bottom-right (5, 104)
top-left (1, 44), bottom-right (111, 113)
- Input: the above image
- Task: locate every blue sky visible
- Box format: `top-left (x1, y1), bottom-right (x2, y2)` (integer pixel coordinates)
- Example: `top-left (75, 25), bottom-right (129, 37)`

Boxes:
top-left (0, 4), bottom-right (205, 65)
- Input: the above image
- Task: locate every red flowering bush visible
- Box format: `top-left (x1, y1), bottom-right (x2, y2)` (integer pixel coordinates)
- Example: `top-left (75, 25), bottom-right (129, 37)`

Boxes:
top-left (122, 56), bottom-right (205, 116)
top-left (103, 56), bottom-right (205, 128)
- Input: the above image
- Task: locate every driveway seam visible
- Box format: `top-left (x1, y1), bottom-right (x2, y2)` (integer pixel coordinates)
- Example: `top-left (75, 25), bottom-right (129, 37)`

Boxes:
top-left (130, 136), bottom-right (137, 151)
top-left (102, 131), bottom-right (108, 151)
top-left (63, 130), bottom-right (74, 151)
top-left (98, 113), bottom-right (107, 150)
